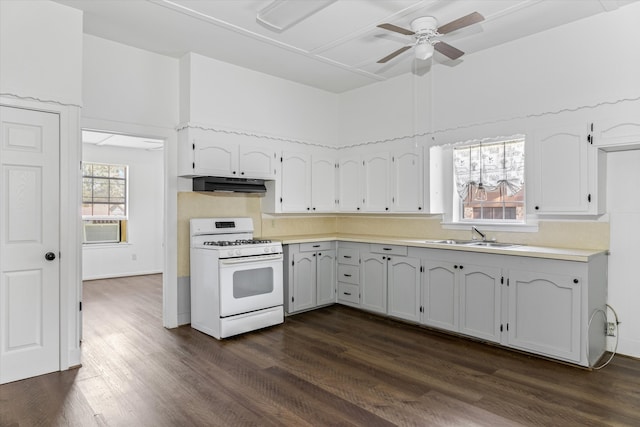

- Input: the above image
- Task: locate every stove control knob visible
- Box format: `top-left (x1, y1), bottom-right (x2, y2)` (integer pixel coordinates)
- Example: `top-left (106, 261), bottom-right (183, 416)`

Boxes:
top-left (264, 247), bottom-right (269, 253)
top-left (236, 249), bottom-right (242, 256)
top-left (227, 250), bottom-right (234, 257)
top-left (271, 247), bottom-right (276, 253)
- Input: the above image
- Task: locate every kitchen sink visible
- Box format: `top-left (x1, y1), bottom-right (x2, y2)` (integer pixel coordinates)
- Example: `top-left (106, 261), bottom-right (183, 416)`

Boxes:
top-left (465, 241), bottom-right (521, 248)
top-left (426, 239), bottom-right (476, 245)
top-left (425, 239), bottom-right (521, 248)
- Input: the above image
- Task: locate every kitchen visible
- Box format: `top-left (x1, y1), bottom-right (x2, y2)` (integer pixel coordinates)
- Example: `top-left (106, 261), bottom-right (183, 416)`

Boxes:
top-left (1, 0), bottom-right (640, 421)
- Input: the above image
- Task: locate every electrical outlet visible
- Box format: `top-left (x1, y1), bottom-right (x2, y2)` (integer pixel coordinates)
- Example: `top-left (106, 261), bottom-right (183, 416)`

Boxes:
top-left (132, 254), bottom-right (137, 261)
top-left (606, 322), bottom-right (616, 337)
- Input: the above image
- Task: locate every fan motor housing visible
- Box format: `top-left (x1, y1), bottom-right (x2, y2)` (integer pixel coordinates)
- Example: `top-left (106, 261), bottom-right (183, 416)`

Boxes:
top-left (410, 16), bottom-right (437, 33)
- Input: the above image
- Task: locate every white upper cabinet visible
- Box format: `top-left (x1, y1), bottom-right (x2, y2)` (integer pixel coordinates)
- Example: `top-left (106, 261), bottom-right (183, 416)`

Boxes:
top-left (363, 152), bottom-right (391, 212)
top-left (392, 148), bottom-right (424, 212)
top-left (531, 123), bottom-right (605, 215)
top-left (338, 156), bottom-right (362, 212)
top-left (239, 145), bottom-right (277, 179)
top-left (281, 151), bottom-right (312, 212)
top-left (178, 128), bottom-right (276, 179)
top-left (311, 155), bottom-right (337, 212)
top-left (275, 150), bottom-right (336, 213)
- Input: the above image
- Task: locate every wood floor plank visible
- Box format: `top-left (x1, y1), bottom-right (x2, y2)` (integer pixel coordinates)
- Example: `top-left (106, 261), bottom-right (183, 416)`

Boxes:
top-left (2, 274), bottom-right (640, 426)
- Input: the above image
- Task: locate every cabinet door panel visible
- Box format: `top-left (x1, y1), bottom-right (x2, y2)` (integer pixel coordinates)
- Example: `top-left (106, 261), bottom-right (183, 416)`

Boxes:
top-left (195, 140), bottom-right (238, 177)
top-left (311, 156), bottom-right (336, 212)
top-left (360, 253), bottom-right (387, 314)
top-left (338, 157), bottom-right (361, 211)
top-left (239, 146), bottom-right (275, 179)
top-left (316, 250), bottom-right (336, 305)
top-left (459, 265), bottom-right (502, 343)
top-left (393, 150), bottom-right (423, 212)
top-left (387, 257), bottom-right (421, 322)
top-left (422, 261), bottom-right (458, 332)
top-left (363, 152), bottom-right (390, 212)
top-left (508, 270), bottom-right (581, 362)
top-left (533, 127), bottom-right (589, 213)
top-left (292, 252), bottom-right (316, 311)
top-left (281, 152), bottom-right (311, 212)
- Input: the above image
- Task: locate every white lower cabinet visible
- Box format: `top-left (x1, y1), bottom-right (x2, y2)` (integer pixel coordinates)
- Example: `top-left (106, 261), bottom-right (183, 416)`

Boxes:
top-left (506, 269), bottom-right (582, 363)
top-left (421, 260), bottom-right (459, 332)
top-left (387, 256), bottom-right (421, 322)
top-left (459, 264), bottom-right (502, 343)
top-left (283, 242), bottom-right (336, 314)
top-left (360, 252), bottom-right (387, 314)
top-left (329, 242), bottom-right (607, 367)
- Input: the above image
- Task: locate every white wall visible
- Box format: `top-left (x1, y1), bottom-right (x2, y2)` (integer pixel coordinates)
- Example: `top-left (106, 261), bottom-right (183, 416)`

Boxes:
top-left (0, 0), bottom-right (84, 369)
top-left (82, 144), bottom-right (164, 280)
top-left (431, 2), bottom-right (640, 133)
top-left (337, 69), bottom-right (432, 145)
top-left (606, 149), bottom-right (640, 357)
top-left (0, 0), bottom-right (82, 106)
top-left (181, 53), bottom-right (339, 146)
top-left (81, 34), bottom-right (180, 326)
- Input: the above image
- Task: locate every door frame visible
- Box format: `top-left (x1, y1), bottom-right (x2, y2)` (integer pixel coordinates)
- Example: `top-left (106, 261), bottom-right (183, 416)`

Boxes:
top-left (80, 117), bottom-right (179, 328)
top-left (1, 95), bottom-right (83, 371)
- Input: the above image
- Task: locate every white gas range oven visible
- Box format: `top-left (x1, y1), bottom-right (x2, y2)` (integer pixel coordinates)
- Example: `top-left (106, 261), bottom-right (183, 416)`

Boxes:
top-left (189, 217), bottom-right (283, 339)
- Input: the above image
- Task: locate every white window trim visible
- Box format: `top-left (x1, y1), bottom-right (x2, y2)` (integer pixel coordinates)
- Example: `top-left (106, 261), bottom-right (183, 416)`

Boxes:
top-left (433, 134), bottom-right (538, 233)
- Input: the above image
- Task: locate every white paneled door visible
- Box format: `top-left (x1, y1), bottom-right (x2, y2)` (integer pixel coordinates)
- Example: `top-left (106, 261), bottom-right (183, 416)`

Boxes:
top-left (0, 106), bottom-right (60, 384)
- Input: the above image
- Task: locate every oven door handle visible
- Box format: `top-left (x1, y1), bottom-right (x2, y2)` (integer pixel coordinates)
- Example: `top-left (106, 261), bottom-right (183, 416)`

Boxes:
top-left (219, 253), bottom-right (283, 265)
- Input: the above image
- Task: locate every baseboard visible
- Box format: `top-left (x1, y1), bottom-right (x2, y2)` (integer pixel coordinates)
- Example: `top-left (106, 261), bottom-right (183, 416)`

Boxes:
top-left (82, 270), bottom-right (163, 281)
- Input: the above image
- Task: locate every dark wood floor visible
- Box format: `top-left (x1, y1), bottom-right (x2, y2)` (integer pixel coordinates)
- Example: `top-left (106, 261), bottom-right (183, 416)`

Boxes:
top-left (2, 274), bottom-right (640, 426)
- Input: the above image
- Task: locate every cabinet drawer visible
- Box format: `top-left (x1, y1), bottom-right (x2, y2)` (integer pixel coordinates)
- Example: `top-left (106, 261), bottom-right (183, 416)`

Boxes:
top-left (370, 244), bottom-right (407, 256)
top-left (338, 264), bottom-right (359, 284)
top-left (338, 283), bottom-right (359, 304)
top-left (299, 241), bottom-right (333, 252)
top-left (338, 248), bottom-right (359, 265)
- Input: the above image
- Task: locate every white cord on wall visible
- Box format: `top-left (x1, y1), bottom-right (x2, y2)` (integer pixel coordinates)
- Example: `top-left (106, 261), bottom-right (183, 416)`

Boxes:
top-left (587, 304), bottom-right (620, 370)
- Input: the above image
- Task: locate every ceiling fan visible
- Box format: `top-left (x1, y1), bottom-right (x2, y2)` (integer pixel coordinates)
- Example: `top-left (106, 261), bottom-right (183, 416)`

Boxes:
top-left (376, 11), bottom-right (484, 63)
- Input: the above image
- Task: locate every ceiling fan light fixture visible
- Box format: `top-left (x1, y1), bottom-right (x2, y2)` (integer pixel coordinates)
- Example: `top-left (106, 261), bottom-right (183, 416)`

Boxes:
top-left (415, 42), bottom-right (434, 60)
top-left (257, 0), bottom-right (336, 32)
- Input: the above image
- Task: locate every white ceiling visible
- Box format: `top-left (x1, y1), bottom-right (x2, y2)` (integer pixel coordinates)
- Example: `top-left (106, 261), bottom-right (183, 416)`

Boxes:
top-left (82, 130), bottom-right (164, 150)
top-left (56, 0), bottom-right (636, 93)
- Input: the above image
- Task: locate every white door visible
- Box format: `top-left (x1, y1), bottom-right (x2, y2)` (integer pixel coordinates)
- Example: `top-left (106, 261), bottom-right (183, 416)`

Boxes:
top-left (0, 105), bottom-right (60, 384)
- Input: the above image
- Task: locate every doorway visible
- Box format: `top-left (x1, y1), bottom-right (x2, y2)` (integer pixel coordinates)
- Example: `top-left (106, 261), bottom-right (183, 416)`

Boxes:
top-left (81, 130), bottom-right (165, 281)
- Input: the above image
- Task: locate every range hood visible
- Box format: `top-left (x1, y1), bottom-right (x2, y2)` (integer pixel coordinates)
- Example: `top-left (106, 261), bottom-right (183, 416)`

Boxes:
top-left (193, 176), bottom-right (267, 193)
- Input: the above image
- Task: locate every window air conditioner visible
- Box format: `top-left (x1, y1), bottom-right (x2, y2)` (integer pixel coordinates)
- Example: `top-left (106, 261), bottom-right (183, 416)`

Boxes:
top-left (84, 221), bottom-right (120, 243)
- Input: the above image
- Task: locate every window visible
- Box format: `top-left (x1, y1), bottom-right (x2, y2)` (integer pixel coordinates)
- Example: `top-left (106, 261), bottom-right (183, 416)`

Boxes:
top-left (82, 162), bottom-right (128, 243)
top-left (453, 138), bottom-right (525, 222)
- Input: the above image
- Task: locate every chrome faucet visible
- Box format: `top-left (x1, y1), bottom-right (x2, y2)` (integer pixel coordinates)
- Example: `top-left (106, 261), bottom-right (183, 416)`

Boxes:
top-left (472, 226), bottom-right (486, 241)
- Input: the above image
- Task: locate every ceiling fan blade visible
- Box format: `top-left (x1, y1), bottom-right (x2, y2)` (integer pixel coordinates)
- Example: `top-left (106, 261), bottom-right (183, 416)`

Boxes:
top-left (377, 45), bottom-right (412, 63)
top-left (434, 41), bottom-right (464, 60)
top-left (377, 23), bottom-right (414, 36)
top-left (437, 11), bottom-right (484, 34)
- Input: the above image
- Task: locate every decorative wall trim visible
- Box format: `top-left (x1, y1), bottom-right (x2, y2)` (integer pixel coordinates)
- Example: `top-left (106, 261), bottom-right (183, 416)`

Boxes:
top-left (176, 122), bottom-right (339, 150)
top-left (0, 92), bottom-right (83, 109)
top-left (178, 96), bottom-right (640, 152)
top-left (430, 96), bottom-right (640, 138)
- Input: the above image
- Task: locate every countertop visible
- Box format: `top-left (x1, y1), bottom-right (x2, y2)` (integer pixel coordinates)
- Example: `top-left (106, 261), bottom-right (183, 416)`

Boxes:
top-left (265, 233), bottom-right (608, 262)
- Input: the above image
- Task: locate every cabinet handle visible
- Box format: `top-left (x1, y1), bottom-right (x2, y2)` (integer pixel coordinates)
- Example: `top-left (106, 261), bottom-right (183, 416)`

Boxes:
top-left (573, 278), bottom-right (579, 284)
top-left (313, 245), bottom-right (321, 248)
top-left (241, 171), bottom-right (245, 175)
top-left (232, 171), bottom-right (236, 175)
top-left (344, 292), bottom-right (352, 296)
top-left (344, 274), bottom-right (352, 277)
top-left (343, 255), bottom-right (352, 259)
top-left (307, 207), bottom-right (310, 210)
top-left (383, 248), bottom-right (392, 251)
top-left (385, 207), bottom-right (389, 211)
top-left (535, 206), bottom-right (539, 210)
top-left (459, 265), bottom-right (464, 270)
top-left (454, 265), bottom-right (458, 269)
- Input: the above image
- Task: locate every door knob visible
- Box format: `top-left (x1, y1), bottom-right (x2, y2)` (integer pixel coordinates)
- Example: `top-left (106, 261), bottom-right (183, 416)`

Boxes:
top-left (45, 252), bottom-right (56, 261)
